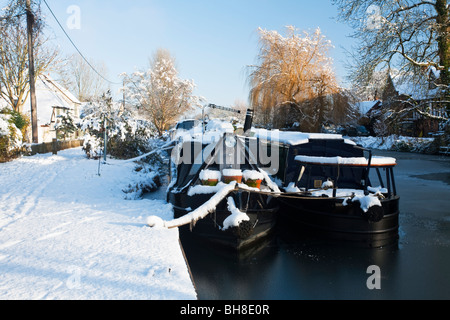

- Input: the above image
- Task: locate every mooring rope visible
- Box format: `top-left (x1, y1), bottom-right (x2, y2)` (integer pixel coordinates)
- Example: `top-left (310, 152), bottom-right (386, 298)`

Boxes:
top-left (103, 141), bottom-right (175, 166)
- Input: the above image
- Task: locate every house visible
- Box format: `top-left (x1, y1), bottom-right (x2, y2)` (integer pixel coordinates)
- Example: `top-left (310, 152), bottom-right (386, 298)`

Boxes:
top-left (0, 74), bottom-right (82, 143)
top-left (356, 100), bottom-right (382, 117)
top-left (365, 70), bottom-right (448, 137)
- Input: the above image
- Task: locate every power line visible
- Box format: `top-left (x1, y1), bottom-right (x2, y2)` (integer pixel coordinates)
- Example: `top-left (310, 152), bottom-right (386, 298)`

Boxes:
top-left (42, 0), bottom-right (121, 85)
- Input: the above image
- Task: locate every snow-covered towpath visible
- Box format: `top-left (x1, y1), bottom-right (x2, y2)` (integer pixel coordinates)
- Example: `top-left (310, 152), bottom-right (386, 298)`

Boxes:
top-left (0, 147), bottom-right (196, 300)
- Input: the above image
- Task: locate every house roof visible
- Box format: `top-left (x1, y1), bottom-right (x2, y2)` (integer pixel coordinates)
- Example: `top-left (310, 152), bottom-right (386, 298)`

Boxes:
top-left (39, 74), bottom-right (81, 106)
top-left (355, 100), bottom-right (381, 115)
top-left (0, 74), bottom-right (81, 125)
top-left (35, 75), bottom-right (81, 125)
top-left (388, 69), bottom-right (442, 100)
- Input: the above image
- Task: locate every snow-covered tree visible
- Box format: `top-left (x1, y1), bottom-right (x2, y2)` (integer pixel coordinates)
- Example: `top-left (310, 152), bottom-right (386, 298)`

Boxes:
top-left (79, 91), bottom-right (158, 159)
top-left (121, 49), bottom-right (202, 136)
top-left (247, 26), bottom-right (341, 131)
top-left (0, 107), bottom-right (27, 161)
top-left (54, 108), bottom-right (77, 141)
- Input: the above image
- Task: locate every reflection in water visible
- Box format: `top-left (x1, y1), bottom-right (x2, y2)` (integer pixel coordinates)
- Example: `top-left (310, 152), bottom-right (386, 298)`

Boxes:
top-left (151, 150), bottom-right (450, 300)
top-left (181, 228), bottom-right (403, 300)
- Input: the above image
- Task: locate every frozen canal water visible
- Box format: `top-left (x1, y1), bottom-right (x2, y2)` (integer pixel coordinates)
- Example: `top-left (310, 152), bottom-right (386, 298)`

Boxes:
top-left (179, 150), bottom-right (450, 300)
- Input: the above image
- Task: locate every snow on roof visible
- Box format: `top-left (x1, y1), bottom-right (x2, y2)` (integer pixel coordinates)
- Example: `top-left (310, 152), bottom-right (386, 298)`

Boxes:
top-left (0, 74), bottom-right (81, 125)
top-left (206, 119), bottom-right (234, 132)
top-left (252, 128), bottom-right (345, 145)
top-left (173, 119), bottom-right (235, 144)
top-left (40, 74), bottom-right (81, 106)
top-left (389, 69), bottom-right (442, 100)
top-left (295, 155), bottom-right (397, 166)
top-left (355, 100), bottom-right (381, 115)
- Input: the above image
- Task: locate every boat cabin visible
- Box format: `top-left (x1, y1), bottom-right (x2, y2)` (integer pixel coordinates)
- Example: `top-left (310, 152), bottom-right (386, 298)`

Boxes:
top-left (293, 154), bottom-right (397, 198)
top-left (251, 129), bottom-right (397, 198)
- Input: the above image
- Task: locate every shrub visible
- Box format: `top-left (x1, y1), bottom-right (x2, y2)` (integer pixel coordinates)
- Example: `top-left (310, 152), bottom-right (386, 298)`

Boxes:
top-left (0, 108), bottom-right (28, 162)
top-left (122, 165), bottom-right (162, 199)
top-left (55, 110), bottom-right (77, 141)
top-left (78, 92), bottom-right (158, 160)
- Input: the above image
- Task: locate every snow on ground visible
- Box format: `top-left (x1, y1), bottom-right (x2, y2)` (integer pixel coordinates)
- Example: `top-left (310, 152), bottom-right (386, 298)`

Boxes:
top-left (348, 135), bottom-right (434, 151)
top-left (0, 147), bottom-right (196, 300)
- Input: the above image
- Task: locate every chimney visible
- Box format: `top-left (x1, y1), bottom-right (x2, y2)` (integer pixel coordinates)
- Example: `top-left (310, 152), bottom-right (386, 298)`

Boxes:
top-left (243, 109), bottom-right (254, 134)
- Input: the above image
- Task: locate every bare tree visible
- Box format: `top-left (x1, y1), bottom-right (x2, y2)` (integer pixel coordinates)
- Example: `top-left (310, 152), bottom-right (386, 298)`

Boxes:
top-left (247, 26), bottom-right (340, 130)
top-left (333, 0), bottom-right (449, 97)
top-left (56, 54), bottom-right (110, 102)
top-left (0, 0), bottom-right (58, 113)
top-left (121, 49), bottom-right (202, 136)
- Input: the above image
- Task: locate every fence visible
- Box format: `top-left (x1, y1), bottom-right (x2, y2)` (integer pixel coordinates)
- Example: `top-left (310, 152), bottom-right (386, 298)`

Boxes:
top-left (29, 139), bottom-right (84, 155)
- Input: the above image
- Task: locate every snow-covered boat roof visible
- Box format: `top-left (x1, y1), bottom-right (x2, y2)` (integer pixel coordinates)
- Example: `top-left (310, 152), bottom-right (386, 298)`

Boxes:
top-left (172, 120), bottom-right (359, 148)
top-left (173, 119), bottom-right (235, 144)
top-left (251, 128), bottom-right (356, 146)
top-left (295, 155), bottom-right (397, 167)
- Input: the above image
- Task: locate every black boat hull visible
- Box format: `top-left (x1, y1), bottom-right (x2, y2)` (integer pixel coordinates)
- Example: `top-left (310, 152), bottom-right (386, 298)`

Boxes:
top-left (169, 191), bottom-right (278, 250)
top-left (277, 196), bottom-right (400, 247)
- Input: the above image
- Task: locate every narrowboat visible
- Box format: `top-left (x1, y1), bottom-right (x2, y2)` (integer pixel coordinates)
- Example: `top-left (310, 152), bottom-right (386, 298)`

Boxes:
top-left (253, 129), bottom-right (400, 247)
top-left (165, 119), bottom-right (280, 250)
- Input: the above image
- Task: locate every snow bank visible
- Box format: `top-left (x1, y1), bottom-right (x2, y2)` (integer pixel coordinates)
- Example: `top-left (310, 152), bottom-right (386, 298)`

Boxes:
top-left (0, 148), bottom-right (196, 300)
top-left (222, 197), bottom-right (250, 231)
top-left (348, 135), bottom-right (434, 153)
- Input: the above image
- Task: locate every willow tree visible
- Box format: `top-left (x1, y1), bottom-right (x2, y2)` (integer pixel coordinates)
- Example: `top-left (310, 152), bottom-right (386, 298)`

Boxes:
top-left (248, 26), bottom-right (340, 131)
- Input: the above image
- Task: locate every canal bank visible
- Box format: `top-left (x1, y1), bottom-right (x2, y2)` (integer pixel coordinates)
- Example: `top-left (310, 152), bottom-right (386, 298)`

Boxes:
top-left (180, 150), bottom-right (450, 300)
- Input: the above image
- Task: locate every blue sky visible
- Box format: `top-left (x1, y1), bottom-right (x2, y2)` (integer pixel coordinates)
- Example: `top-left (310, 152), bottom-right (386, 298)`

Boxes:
top-left (38, 1), bottom-right (356, 106)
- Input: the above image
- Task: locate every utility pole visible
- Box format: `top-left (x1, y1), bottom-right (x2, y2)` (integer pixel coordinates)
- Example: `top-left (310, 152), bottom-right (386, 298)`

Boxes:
top-left (26, 0), bottom-right (38, 143)
top-left (120, 79), bottom-right (126, 116)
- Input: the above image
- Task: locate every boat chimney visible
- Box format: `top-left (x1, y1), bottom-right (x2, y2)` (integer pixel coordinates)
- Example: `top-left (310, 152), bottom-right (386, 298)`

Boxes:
top-left (243, 109), bottom-right (254, 134)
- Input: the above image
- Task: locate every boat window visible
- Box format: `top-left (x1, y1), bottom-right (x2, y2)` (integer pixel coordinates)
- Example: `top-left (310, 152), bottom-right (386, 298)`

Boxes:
top-left (297, 164), bottom-right (368, 190)
top-left (176, 120), bottom-right (199, 130)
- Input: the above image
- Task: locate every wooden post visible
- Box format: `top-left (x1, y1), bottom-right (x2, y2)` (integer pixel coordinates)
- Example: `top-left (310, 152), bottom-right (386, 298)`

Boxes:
top-left (26, 0), bottom-right (38, 143)
top-left (52, 138), bottom-right (58, 155)
top-left (103, 115), bottom-right (107, 161)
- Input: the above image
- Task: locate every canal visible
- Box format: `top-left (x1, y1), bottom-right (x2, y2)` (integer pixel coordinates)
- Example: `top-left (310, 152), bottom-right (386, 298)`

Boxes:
top-left (178, 150), bottom-right (450, 300)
